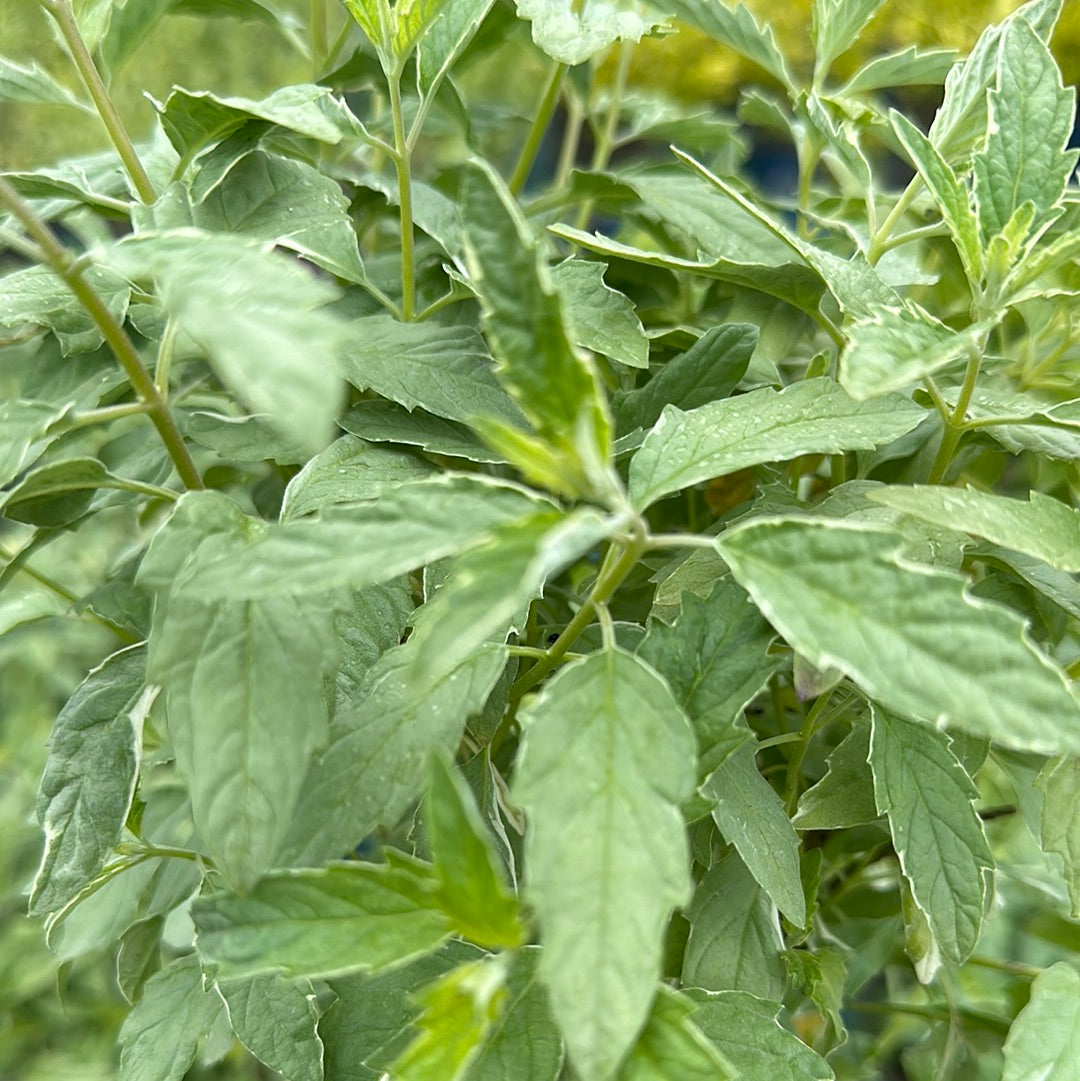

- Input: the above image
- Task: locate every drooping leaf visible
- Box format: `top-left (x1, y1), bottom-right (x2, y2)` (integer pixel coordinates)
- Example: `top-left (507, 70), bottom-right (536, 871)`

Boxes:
top-left (515, 0), bottom-right (666, 66)
top-left (629, 378), bottom-right (925, 508)
top-left (1036, 757), bottom-right (1080, 918)
top-left (119, 955), bottom-right (224, 1081)
top-left (460, 161), bottom-right (612, 499)
top-left (971, 18), bottom-right (1078, 247)
top-left (685, 988), bottom-right (835, 1081)
top-left (105, 231), bottom-right (344, 455)
top-left (793, 719), bottom-right (879, 830)
top-left (637, 577), bottom-right (780, 778)
top-left (616, 323), bottom-right (757, 433)
top-left (867, 486), bottom-right (1080, 574)
top-left (217, 973), bottom-right (324, 1081)
top-left (513, 649), bottom-right (696, 1081)
top-left (138, 478), bottom-right (545, 600)
top-left (0, 263), bottom-right (131, 355)
top-left (191, 150), bottom-right (367, 282)
top-left (278, 642), bottom-right (507, 866)
top-left (552, 259), bottom-right (649, 370)
top-left (613, 987), bottom-right (736, 1081)
top-left (718, 517), bottom-right (1080, 754)
top-left (869, 706), bottom-right (994, 973)
top-left (682, 851), bottom-right (787, 1000)
top-left (192, 863), bottom-right (450, 980)
top-left (387, 956), bottom-right (508, 1081)
top-left (30, 646), bottom-right (150, 916)
top-left (1001, 962), bottom-right (1080, 1081)
top-left (280, 435), bottom-right (436, 520)
top-left (337, 315), bottom-right (525, 428)
top-left (425, 751), bottom-right (521, 948)
top-left (704, 743), bottom-right (806, 925)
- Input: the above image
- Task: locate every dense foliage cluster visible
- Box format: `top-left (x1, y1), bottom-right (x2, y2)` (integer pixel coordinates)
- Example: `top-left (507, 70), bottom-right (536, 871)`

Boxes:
top-left (2, 0), bottom-right (1080, 1078)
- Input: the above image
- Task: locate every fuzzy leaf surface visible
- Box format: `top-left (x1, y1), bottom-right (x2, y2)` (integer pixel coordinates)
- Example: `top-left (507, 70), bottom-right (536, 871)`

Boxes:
top-left (515, 0), bottom-right (665, 65)
top-left (1001, 963), bottom-right (1080, 1081)
top-left (552, 259), bottom-right (649, 370)
top-left (1036, 757), bottom-right (1080, 918)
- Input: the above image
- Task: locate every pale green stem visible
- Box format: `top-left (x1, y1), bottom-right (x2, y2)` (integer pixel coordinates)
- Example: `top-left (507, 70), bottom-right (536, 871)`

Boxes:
top-left (0, 179), bottom-right (203, 490)
top-left (867, 175), bottom-right (922, 265)
top-left (554, 93), bottom-right (585, 189)
top-left (645, 532), bottom-right (719, 551)
top-left (783, 691), bottom-right (835, 815)
top-left (67, 402), bottom-right (151, 429)
top-left (387, 70), bottom-right (416, 320)
top-left (310, 0), bottom-right (329, 77)
top-left (925, 342), bottom-right (983, 484)
top-left (155, 317), bottom-right (180, 394)
top-left (36, 0), bottom-right (156, 204)
top-left (509, 61), bottom-right (567, 195)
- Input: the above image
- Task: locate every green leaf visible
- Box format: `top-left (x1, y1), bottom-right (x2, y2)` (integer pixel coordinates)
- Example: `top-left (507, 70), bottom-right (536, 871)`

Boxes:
top-left (426, 752), bottom-right (521, 948)
top-left (388, 956), bottom-right (508, 1081)
top-left (190, 150), bottom-right (367, 282)
top-left (0, 263), bottom-right (131, 355)
top-left (460, 161), bottom-right (612, 499)
top-left (613, 987), bottom-right (736, 1081)
top-left (552, 259), bottom-right (649, 370)
top-left (192, 863), bottom-right (451, 980)
top-left (1036, 757), bottom-right (1080, 918)
top-left (838, 45), bottom-right (956, 94)
top-left (280, 435), bottom-right (436, 520)
top-left (1001, 962), bottom-right (1080, 1081)
top-left (217, 973), bottom-right (324, 1081)
top-left (637, 578), bottom-right (780, 778)
top-left (154, 83), bottom-right (361, 166)
top-left (811, 0), bottom-right (886, 84)
top-left (464, 947), bottom-right (563, 1081)
top-left (407, 507), bottom-right (614, 682)
top-left (392, 0), bottom-right (451, 64)
top-left (30, 646), bottom-right (149, 916)
top-left (839, 307), bottom-right (993, 400)
top-left (139, 478), bottom-right (545, 600)
top-left (869, 706), bottom-right (993, 974)
top-left (682, 851), bottom-right (787, 1000)
top-left (117, 916), bottom-right (165, 1005)
top-left (890, 110), bottom-right (982, 282)
top-left (516, 0), bottom-right (665, 65)
top-left (321, 943), bottom-right (482, 1081)
top-left (629, 378), bottom-right (925, 508)
top-left (341, 400), bottom-right (504, 463)
top-left (416, 0), bottom-right (495, 98)
top-left (185, 411), bottom-right (309, 464)
top-left (655, 0), bottom-right (791, 87)
top-left (105, 231), bottom-right (344, 456)
top-left (782, 947), bottom-right (847, 1043)
top-left (0, 56), bottom-right (89, 107)
top-left (513, 649), bottom-right (696, 1081)
top-left (685, 989), bottom-right (835, 1081)
top-left (866, 486), bottom-right (1080, 573)
top-left (278, 642), bottom-right (507, 866)
top-left (616, 323), bottom-right (757, 433)
top-left (793, 719), bottom-right (879, 830)
top-left (119, 955), bottom-right (224, 1081)
top-left (718, 517), bottom-right (1080, 754)
top-left (704, 744), bottom-right (806, 925)
top-left (971, 18), bottom-right (1078, 247)
top-left (338, 315), bottom-right (525, 428)
top-left (0, 399), bottom-right (71, 488)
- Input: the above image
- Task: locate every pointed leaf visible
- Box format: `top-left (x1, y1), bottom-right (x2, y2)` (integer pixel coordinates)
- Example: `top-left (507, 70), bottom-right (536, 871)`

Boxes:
top-left (218, 973), bottom-right (324, 1081)
top-left (1036, 757), bottom-right (1080, 918)
top-left (417, 0), bottom-right (495, 97)
top-left (193, 863), bottom-right (451, 980)
top-left (629, 378), bottom-right (925, 508)
top-left (838, 45), bottom-right (956, 94)
top-left (30, 647), bottom-right (149, 915)
top-left (869, 706), bottom-right (994, 967)
top-left (811, 0), bottom-right (886, 83)
top-left (867, 486), bottom-right (1080, 573)
top-left (685, 989), bottom-right (835, 1081)
top-left (513, 649), bottom-right (696, 1081)
top-left (682, 852), bottom-right (787, 1000)
top-left (718, 517), bottom-right (1080, 754)
top-left (426, 752), bottom-right (521, 948)
top-left (1001, 963), bottom-right (1080, 1081)
top-left (704, 744), bottom-right (806, 925)
top-left (638, 578), bottom-right (780, 778)
top-left (0, 399), bottom-right (71, 488)
top-left (119, 955), bottom-right (224, 1081)
top-left (552, 259), bottom-right (649, 370)
top-left (794, 719), bottom-right (879, 830)
top-left (0, 56), bottom-right (89, 107)
top-left (972, 19), bottom-right (1077, 246)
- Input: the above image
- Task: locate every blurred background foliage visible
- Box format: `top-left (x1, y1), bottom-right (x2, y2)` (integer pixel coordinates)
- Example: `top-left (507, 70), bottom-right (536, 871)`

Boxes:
top-left (2, 1), bottom-right (1079, 1078)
